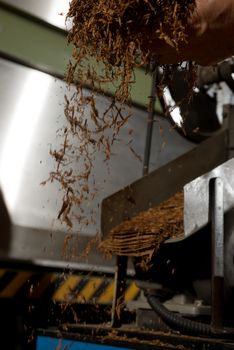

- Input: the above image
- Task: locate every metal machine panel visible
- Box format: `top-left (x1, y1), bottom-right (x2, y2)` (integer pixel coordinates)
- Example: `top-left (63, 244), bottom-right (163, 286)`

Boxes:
top-left (0, 57), bottom-right (193, 264)
top-left (184, 158), bottom-right (234, 236)
top-left (0, 59), bottom-right (148, 235)
top-left (0, 0), bottom-right (70, 30)
top-left (0, 58), bottom-right (146, 264)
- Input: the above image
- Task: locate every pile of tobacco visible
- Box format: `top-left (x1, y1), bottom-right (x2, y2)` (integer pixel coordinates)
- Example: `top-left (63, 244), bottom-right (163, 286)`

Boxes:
top-left (99, 192), bottom-right (184, 258)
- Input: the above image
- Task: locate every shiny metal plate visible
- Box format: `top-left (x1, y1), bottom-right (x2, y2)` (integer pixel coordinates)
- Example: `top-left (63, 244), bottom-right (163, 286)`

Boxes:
top-left (0, 57), bottom-right (193, 265)
top-left (0, 0), bottom-right (70, 30)
top-left (184, 158), bottom-right (234, 237)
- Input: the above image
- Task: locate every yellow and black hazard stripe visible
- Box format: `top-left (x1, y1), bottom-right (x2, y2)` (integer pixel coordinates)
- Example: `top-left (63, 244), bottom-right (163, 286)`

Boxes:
top-left (0, 269), bottom-right (140, 304)
top-left (52, 275), bottom-right (140, 304)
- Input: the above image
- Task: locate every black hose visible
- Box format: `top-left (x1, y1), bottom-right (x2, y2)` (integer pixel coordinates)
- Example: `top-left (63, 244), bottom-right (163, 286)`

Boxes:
top-left (146, 292), bottom-right (212, 336)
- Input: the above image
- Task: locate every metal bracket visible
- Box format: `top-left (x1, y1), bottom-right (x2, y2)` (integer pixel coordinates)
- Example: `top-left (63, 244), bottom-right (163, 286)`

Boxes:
top-left (209, 177), bottom-right (224, 330)
top-left (111, 256), bottom-right (128, 327)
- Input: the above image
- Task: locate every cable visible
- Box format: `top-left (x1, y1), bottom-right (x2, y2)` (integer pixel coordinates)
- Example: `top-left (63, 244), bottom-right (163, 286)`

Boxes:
top-left (145, 292), bottom-right (212, 336)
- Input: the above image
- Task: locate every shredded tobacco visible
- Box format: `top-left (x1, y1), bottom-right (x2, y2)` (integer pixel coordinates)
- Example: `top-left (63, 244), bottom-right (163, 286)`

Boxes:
top-left (48, 1), bottom-right (194, 231)
top-left (99, 192), bottom-right (184, 258)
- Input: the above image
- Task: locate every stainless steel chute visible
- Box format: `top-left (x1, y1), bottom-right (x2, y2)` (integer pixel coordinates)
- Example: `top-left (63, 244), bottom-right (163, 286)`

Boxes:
top-left (0, 57), bottom-right (193, 268)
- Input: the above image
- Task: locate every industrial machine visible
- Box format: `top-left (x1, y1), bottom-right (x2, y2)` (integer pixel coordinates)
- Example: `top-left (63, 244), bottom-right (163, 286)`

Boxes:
top-left (94, 62), bottom-right (234, 348)
top-left (36, 63), bottom-right (234, 349)
top-left (0, 57), bottom-right (234, 349)
top-left (0, 54), bottom-right (194, 350)
top-left (1, 2), bottom-right (234, 348)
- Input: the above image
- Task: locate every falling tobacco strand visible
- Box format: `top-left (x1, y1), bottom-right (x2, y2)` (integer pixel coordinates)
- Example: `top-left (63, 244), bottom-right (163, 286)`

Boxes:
top-left (48, 1), bottom-right (194, 240)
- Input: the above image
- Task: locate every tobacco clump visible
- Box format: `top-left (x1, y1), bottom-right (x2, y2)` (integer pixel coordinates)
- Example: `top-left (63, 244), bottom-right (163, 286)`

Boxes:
top-left (99, 192), bottom-right (184, 258)
top-left (66, 0), bottom-right (194, 97)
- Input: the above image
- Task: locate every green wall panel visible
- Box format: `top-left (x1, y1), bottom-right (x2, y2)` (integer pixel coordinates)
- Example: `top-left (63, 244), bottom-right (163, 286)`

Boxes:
top-left (0, 7), bottom-right (71, 74)
top-left (0, 5), bottom-right (161, 110)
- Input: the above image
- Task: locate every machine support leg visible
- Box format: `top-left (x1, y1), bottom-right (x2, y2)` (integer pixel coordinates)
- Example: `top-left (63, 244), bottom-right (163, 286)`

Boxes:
top-left (111, 255), bottom-right (128, 327)
top-left (209, 177), bottom-right (224, 330)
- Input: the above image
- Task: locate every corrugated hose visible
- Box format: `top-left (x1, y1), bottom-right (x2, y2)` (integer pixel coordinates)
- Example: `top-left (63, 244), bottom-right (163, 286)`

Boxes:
top-left (145, 291), bottom-right (212, 336)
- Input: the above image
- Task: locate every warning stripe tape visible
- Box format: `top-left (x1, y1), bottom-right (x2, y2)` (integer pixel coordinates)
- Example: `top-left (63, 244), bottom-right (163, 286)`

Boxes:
top-left (0, 269), bottom-right (140, 303)
top-left (0, 271), bottom-right (32, 298)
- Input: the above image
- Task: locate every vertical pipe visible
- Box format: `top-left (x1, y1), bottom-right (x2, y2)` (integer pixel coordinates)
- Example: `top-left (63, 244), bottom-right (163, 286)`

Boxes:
top-left (143, 69), bottom-right (157, 176)
top-left (209, 177), bottom-right (224, 330)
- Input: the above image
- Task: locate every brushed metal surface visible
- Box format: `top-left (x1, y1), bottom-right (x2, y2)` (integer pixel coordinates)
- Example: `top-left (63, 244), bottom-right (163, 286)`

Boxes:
top-left (0, 0), bottom-right (70, 30)
top-left (0, 57), bottom-right (193, 264)
top-left (0, 58), bottom-right (147, 255)
top-left (184, 158), bottom-right (234, 237)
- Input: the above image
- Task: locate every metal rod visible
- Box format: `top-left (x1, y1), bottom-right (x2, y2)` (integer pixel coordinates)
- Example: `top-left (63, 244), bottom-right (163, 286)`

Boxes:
top-left (111, 255), bottom-right (128, 327)
top-left (143, 69), bottom-right (157, 176)
top-left (227, 105), bottom-right (234, 160)
top-left (209, 177), bottom-right (224, 330)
